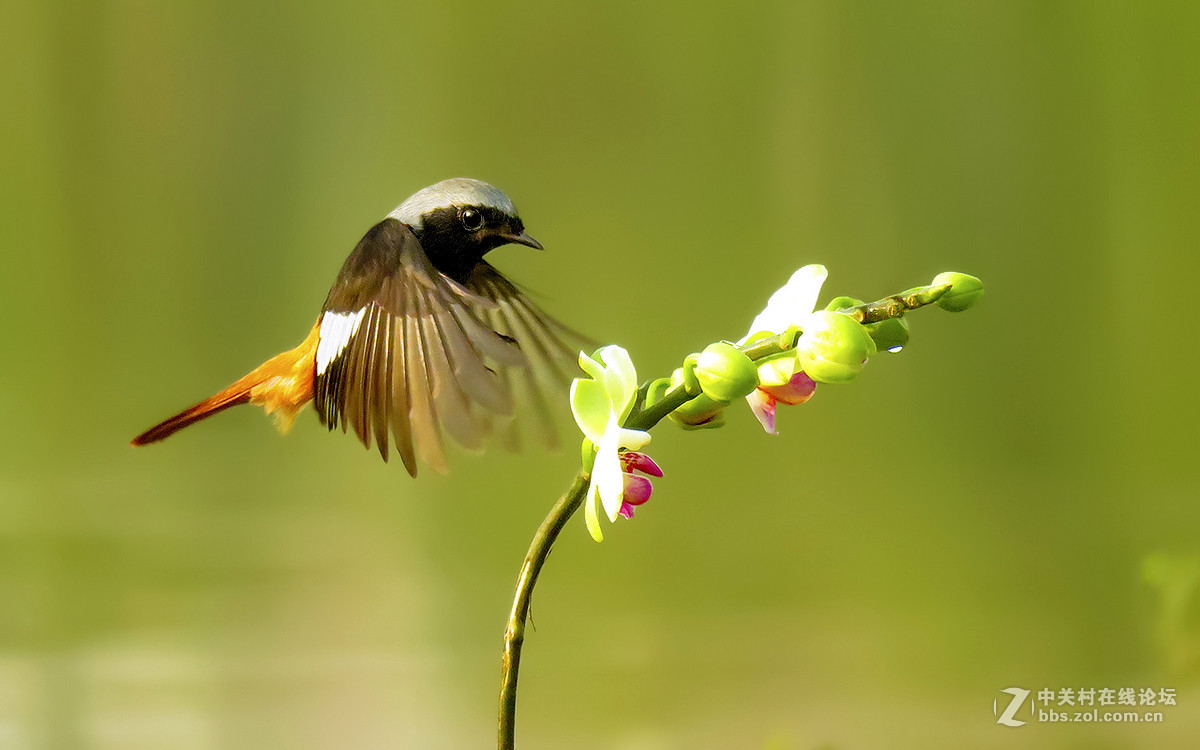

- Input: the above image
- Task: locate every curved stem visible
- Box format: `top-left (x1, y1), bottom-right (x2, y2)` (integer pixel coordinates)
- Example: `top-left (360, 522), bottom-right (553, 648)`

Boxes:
top-left (499, 470), bottom-right (591, 750)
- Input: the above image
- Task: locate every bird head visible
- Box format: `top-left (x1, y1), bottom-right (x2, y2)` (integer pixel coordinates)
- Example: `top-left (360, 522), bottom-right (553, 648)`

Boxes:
top-left (389, 178), bottom-right (542, 280)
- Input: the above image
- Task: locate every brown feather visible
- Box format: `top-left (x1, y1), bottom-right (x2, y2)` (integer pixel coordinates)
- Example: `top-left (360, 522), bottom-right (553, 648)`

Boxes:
top-left (131, 320), bottom-right (320, 446)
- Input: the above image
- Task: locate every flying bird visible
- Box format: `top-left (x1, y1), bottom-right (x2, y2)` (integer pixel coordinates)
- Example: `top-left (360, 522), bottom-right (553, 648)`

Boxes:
top-left (132, 178), bottom-right (586, 476)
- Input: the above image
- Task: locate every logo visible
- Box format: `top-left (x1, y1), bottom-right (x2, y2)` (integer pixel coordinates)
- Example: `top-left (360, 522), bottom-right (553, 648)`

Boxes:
top-left (995, 687), bottom-right (1031, 727)
top-left (993, 685), bottom-right (1175, 727)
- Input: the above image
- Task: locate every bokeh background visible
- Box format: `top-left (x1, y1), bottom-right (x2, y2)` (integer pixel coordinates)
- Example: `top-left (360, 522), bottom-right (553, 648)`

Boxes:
top-left (4, 1), bottom-right (1199, 748)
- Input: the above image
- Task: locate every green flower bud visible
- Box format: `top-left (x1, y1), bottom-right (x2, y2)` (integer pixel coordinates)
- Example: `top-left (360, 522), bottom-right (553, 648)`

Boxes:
top-left (693, 342), bottom-right (758, 402)
top-left (824, 295), bottom-right (864, 312)
top-left (668, 367), bottom-right (729, 429)
top-left (795, 311), bottom-right (877, 384)
top-left (865, 316), bottom-right (910, 353)
top-left (932, 272), bottom-right (984, 312)
top-left (669, 393), bottom-right (729, 430)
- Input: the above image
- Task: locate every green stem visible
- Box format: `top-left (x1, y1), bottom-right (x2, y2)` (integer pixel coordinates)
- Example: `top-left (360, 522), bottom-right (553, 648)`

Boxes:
top-left (843, 282), bottom-right (952, 324)
top-left (499, 471), bottom-right (590, 750)
top-left (739, 328), bottom-right (801, 360)
top-left (625, 384), bottom-right (691, 431)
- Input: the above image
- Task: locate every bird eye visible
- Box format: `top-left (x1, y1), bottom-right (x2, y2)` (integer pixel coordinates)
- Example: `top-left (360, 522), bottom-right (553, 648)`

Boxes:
top-left (460, 208), bottom-right (484, 231)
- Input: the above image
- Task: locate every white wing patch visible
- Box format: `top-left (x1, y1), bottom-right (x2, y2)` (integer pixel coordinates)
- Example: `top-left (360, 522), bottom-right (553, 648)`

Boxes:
top-left (315, 308), bottom-right (367, 375)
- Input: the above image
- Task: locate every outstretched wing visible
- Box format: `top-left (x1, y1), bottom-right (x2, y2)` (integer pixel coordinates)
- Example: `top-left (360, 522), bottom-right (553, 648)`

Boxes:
top-left (461, 260), bottom-right (593, 451)
top-left (312, 218), bottom-right (586, 476)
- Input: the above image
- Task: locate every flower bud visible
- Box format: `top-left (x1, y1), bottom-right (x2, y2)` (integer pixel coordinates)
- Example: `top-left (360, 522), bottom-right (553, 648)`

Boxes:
top-left (667, 368), bottom-right (729, 429)
top-left (932, 272), bottom-right (984, 312)
top-left (865, 316), bottom-right (909, 353)
top-left (669, 394), bottom-right (729, 430)
top-left (693, 342), bottom-right (758, 402)
top-left (795, 311), bottom-right (877, 384)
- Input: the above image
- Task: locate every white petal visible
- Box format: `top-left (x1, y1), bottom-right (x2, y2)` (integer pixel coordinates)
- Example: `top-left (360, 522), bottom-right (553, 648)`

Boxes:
top-left (615, 426), bottom-right (651, 452)
top-left (595, 416), bottom-right (626, 522)
top-left (599, 345), bottom-right (639, 419)
top-left (741, 264), bottom-right (828, 342)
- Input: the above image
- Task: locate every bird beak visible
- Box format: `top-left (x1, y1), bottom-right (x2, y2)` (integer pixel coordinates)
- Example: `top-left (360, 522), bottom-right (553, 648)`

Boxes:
top-left (501, 230), bottom-right (544, 250)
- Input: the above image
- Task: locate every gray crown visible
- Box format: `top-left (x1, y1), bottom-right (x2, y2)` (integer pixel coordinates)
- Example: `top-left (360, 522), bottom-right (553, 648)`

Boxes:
top-left (388, 178), bottom-right (518, 229)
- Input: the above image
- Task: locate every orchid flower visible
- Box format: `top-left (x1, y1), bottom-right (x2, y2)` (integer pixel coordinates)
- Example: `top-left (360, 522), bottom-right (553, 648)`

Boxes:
top-left (739, 264), bottom-right (828, 432)
top-left (745, 372), bottom-right (817, 435)
top-left (570, 345), bottom-right (657, 541)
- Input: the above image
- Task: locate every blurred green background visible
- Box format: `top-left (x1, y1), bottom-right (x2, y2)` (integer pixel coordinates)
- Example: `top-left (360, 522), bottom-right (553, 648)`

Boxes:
top-left (3, 1), bottom-right (1199, 748)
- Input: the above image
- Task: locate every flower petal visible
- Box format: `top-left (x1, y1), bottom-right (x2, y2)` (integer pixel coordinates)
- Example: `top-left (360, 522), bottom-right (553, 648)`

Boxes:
top-left (578, 350), bottom-right (606, 382)
top-left (762, 371), bottom-right (817, 405)
top-left (584, 482), bottom-right (604, 542)
top-left (747, 388), bottom-right (777, 434)
top-left (622, 474), bottom-right (653, 505)
top-left (620, 451), bottom-right (664, 477)
top-left (742, 264), bottom-right (828, 341)
top-left (595, 416), bottom-right (627, 521)
top-left (615, 426), bottom-right (651, 453)
top-left (598, 345), bottom-right (639, 420)
top-left (618, 502), bottom-right (635, 519)
top-left (570, 379), bottom-right (612, 444)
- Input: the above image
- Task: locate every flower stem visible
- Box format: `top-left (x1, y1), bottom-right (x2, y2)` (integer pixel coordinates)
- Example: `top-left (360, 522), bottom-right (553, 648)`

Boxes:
top-left (842, 282), bottom-right (952, 323)
top-left (499, 470), bottom-right (591, 750)
top-left (625, 383), bottom-right (692, 431)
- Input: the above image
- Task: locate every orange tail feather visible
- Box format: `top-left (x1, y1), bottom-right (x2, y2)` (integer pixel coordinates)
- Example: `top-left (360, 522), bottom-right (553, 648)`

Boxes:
top-left (131, 320), bottom-right (321, 447)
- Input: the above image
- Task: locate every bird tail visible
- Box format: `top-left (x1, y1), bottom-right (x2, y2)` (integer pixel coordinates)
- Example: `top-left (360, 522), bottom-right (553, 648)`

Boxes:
top-left (131, 320), bottom-right (321, 447)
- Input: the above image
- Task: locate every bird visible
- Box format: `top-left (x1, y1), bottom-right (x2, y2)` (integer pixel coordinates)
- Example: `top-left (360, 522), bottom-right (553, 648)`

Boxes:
top-left (131, 178), bottom-right (587, 476)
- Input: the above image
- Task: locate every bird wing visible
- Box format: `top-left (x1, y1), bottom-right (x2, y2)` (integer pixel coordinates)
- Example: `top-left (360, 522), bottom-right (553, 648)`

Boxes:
top-left (461, 260), bottom-right (595, 452)
top-left (312, 218), bottom-right (587, 476)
